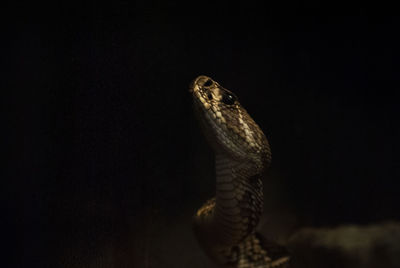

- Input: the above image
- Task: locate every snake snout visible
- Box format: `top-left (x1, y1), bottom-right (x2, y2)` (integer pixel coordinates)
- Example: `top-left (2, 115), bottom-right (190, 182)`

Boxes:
top-left (195, 75), bottom-right (214, 88)
top-left (190, 75), bottom-right (214, 94)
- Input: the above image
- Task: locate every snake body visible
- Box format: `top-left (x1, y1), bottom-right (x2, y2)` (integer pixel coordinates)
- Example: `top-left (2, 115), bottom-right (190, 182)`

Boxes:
top-left (190, 76), bottom-right (290, 268)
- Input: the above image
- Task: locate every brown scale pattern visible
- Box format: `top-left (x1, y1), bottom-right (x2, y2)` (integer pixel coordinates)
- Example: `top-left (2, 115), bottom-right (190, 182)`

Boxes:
top-left (191, 76), bottom-right (289, 268)
top-left (232, 173), bottom-right (264, 236)
top-left (222, 234), bottom-right (290, 268)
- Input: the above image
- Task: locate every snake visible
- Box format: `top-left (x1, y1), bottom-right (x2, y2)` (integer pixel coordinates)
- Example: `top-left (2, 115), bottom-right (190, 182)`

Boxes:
top-left (190, 75), bottom-right (290, 268)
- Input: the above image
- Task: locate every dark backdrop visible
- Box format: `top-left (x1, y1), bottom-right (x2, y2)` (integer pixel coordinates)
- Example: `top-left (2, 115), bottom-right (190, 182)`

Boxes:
top-left (4, 3), bottom-right (400, 268)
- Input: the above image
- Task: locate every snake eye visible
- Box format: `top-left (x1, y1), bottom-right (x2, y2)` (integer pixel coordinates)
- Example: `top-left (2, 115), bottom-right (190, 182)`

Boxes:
top-left (207, 92), bottom-right (213, 100)
top-left (222, 93), bottom-right (237, 105)
top-left (203, 79), bottom-right (213, 87)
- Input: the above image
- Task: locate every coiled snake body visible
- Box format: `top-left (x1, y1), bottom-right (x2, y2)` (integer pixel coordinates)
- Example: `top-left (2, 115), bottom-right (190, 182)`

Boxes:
top-left (190, 76), bottom-right (290, 268)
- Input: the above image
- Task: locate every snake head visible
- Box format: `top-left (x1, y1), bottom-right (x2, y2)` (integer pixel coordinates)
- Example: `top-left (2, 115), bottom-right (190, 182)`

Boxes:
top-left (190, 75), bottom-right (271, 168)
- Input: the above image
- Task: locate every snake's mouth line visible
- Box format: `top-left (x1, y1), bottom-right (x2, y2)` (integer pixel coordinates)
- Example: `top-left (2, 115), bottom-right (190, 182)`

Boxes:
top-left (189, 80), bottom-right (197, 92)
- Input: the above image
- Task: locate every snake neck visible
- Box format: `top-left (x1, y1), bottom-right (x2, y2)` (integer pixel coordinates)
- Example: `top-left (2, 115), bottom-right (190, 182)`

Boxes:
top-left (215, 153), bottom-right (264, 245)
top-left (193, 153), bottom-right (264, 252)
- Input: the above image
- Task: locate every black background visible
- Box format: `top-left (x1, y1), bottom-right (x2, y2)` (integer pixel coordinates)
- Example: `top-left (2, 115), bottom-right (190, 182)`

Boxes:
top-left (4, 2), bottom-right (400, 267)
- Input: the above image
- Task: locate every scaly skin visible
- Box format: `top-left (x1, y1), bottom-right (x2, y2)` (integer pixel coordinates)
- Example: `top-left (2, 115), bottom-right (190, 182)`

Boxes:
top-left (190, 76), bottom-right (290, 268)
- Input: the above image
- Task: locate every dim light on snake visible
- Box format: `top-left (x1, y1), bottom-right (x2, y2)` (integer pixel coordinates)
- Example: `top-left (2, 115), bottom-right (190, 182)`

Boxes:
top-left (190, 76), bottom-right (290, 268)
